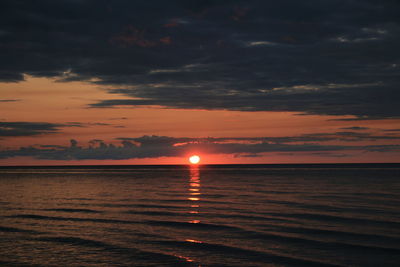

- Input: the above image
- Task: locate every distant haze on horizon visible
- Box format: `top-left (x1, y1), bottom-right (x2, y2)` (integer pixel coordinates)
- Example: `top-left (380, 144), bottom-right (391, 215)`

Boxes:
top-left (1, 0), bottom-right (400, 165)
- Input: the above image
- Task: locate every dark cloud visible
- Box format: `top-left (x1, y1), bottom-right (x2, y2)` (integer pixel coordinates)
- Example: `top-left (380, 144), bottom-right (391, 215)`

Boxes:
top-left (325, 131), bottom-right (400, 141)
top-left (1, 133), bottom-right (399, 160)
top-left (0, 121), bottom-right (111, 137)
top-left (383, 128), bottom-right (400, 132)
top-left (309, 152), bottom-right (350, 158)
top-left (234, 153), bottom-right (263, 158)
top-left (39, 144), bottom-right (67, 149)
top-left (1, 1), bottom-right (400, 118)
top-left (362, 145), bottom-right (400, 152)
top-left (0, 137), bottom-right (351, 160)
top-left (0, 99), bottom-right (19, 102)
top-left (0, 122), bottom-right (61, 136)
top-left (69, 122), bottom-right (112, 127)
top-left (61, 121), bottom-right (116, 127)
top-left (117, 131), bottom-right (400, 144)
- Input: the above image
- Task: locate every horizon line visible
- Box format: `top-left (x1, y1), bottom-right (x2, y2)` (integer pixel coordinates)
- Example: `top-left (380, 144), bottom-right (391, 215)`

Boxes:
top-left (1, 162), bottom-right (399, 168)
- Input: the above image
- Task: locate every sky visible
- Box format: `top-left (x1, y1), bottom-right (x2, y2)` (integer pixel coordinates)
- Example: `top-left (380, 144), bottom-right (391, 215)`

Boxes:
top-left (0, 0), bottom-right (400, 165)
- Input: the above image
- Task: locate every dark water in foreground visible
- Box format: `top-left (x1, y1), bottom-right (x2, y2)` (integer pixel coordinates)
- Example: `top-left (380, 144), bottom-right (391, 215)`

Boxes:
top-left (0, 164), bottom-right (399, 267)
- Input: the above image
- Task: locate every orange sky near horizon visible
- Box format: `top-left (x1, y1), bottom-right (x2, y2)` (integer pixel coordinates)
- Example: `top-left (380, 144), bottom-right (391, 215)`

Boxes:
top-left (1, 76), bottom-right (400, 165)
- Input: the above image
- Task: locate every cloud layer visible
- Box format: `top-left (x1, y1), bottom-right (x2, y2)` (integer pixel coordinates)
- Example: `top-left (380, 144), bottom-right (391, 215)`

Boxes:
top-left (1, 132), bottom-right (399, 160)
top-left (0, 122), bottom-right (62, 136)
top-left (0, 121), bottom-right (122, 137)
top-left (1, 0), bottom-right (400, 118)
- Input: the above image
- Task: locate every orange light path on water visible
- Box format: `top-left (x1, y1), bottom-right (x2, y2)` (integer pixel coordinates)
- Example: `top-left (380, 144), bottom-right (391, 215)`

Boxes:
top-left (188, 165), bottom-right (201, 225)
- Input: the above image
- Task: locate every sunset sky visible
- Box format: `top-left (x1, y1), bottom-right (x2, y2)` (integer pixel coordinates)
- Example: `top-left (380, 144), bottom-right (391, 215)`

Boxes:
top-left (1, 0), bottom-right (400, 165)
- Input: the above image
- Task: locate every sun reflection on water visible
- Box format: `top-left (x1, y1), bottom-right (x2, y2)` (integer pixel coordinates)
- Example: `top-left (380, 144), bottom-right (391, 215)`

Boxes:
top-left (188, 165), bottom-right (201, 222)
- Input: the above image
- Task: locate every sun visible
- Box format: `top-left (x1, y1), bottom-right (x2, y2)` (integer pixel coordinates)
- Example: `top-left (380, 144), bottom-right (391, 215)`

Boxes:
top-left (189, 155), bottom-right (200, 164)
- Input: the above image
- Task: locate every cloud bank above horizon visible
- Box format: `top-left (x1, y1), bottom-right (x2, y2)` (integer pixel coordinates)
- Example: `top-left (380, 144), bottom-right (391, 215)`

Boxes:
top-left (1, 133), bottom-right (399, 161)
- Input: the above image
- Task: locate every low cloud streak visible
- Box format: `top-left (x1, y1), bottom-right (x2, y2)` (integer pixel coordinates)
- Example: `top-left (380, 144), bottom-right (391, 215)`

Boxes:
top-left (1, 133), bottom-right (399, 160)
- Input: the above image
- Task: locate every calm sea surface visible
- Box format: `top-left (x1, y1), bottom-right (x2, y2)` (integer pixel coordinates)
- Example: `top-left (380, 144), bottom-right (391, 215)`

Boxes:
top-left (0, 164), bottom-right (399, 266)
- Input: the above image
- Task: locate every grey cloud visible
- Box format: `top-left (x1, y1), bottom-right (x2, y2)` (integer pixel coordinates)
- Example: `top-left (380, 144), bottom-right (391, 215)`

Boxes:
top-left (39, 145), bottom-right (67, 149)
top-left (0, 122), bottom-right (61, 136)
top-left (234, 153), bottom-right (263, 158)
top-left (309, 152), bottom-right (351, 158)
top-left (0, 99), bottom-right (20, 102)
top-left (363, 145), bottom-right (400, 152)
top-left (0, 121), bottom-right (113, 137)
top-left (0, 133), bottom-right (399, 160)
top-left (118, 131), bottom-right (400, 144)
top-left (331, 131), bottom-right (400, 141)
top-left (65, 122), bottom-right (112, 127)
top-left (383, 129), bottom-right (400, 132)
top-left (329, 117), bottom-right (392, 121)
top-left (0, 1), bottom-right (399, 118)
top-left (0, 139), bottom-right (345, 160)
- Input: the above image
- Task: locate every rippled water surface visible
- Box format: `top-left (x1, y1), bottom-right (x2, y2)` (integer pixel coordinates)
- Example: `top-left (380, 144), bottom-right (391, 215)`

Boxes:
top-left (0, 164), bottom-right (400, 266)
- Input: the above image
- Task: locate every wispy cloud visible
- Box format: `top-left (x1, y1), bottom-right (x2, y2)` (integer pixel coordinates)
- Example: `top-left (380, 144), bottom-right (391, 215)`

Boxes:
top-left (0, 122), bottom-right (62, 137)
top-left (0, 99), bottom-right (20, 102)
top-left (0, 121), bottom-right (120, 137)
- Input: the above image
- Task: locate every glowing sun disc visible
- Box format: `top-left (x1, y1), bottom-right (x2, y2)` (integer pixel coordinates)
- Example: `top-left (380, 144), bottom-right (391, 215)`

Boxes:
top-left (189, 155), bottom-right (200, 164)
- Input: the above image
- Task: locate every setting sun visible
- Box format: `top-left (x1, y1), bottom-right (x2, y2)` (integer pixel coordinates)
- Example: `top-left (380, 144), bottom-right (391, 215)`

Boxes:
top-left (189, 155), bottom-right (200, 164)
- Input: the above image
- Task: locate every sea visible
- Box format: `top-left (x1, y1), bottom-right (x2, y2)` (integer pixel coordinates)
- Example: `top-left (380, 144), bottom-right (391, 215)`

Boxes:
top-left (0, 164), bottom-right (399, 267)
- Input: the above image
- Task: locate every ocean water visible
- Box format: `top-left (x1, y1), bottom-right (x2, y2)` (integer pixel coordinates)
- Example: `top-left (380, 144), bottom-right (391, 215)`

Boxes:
top-left (0, 164), bottom-right (399, 267)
